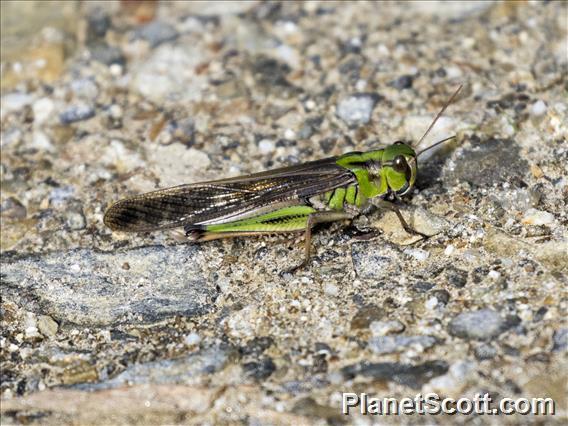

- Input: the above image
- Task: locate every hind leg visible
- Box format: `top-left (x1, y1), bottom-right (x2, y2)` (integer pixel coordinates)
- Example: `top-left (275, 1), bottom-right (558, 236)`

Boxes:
top-left (283, 210), bottom-right (355, 274)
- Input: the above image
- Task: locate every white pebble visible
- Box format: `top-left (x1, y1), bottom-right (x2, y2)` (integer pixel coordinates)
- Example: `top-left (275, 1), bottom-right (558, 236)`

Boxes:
top-left (444, 244), bottom-right (455, 256)
top-left (31, 131), bottom-right (53, 151)
top-left (404, 248), bottom-right (429, 261)
top-left (355, 79), bottom-right (367, 91)
top-left (336, 95), bottom-right (376, 125)
top-left (258, 139), bottom-right (275, 154)
top-left (369, 320), bottom-right (405, 336)
top-left (184, 332), bottom-right (201, 346)
top-left (488, 270), bottom-right (501, 280)
top-left (284, 129), bottom-right (296, 140)
top-left (109, 104), bottom-right (123, 119)
top-left (25, 326), bottom-right (40, 339)
top-left (503, 123), bottom-right (515, 136)
top-left (110, 63), bottom-right (123, 77)
top-left (32, 98), bottom-right (55, 125)
top-left (425, 297), bottom-right (439, 310)
top-left (324, 283), bottom-right (339, 296)
top-left (521, 208), bottom-right (555, 226)
top-left (305, 100), bottom-right (316, 110)
top-left (445, 65), bottom-right (463, 78)
top-left (530, 100), bottom-right (547, 117)
top-left (461, 38), bottom-right (475, 49)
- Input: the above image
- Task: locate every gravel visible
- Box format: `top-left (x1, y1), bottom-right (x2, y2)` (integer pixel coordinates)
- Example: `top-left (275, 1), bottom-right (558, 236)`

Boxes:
top-left (1, 1), bottom-right (566, 424)
top-left (368, 335), bottom-right (438, 354)
top-left (448, 309), bottom-right (506, 340)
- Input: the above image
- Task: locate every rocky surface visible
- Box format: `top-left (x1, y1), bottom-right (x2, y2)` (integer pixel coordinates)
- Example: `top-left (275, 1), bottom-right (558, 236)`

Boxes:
top-left (1, 1), bottom-right (567, 425)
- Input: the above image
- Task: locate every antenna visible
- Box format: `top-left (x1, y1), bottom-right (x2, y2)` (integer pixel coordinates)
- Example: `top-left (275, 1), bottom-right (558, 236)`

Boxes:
top-left (417, 135), bottom-right (456, 157)
top-left (414, 84), bottom-right (463, 149)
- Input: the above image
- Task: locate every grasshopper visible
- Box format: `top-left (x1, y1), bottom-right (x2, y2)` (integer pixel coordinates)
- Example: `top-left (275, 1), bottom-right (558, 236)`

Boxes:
top-left (104, 85), bottom-right (461, 271)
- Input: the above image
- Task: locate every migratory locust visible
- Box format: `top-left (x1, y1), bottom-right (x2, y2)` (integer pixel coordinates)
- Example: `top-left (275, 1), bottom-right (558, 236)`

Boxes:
top-left (104, 86), bottom-right (462, 271)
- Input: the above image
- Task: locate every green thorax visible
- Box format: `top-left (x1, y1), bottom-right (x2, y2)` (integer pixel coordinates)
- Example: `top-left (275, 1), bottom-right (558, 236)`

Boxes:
top-left (336, 149), bottom-right (386, 199)
top-left (331, 143), bottom-right (417, 209)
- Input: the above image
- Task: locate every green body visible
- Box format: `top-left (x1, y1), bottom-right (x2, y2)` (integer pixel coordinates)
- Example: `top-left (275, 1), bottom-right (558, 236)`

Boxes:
top-left (104, 142), bottom-right (419, 247)
top-left (104, 140), bottom-right (426, 273)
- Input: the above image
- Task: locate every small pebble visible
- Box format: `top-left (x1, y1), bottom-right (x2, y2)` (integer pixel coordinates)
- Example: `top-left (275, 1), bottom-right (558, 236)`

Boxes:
top-left (552, 329), bottom-right (567, 352)
top-left (305, 100), bottom-right (316, 110)
top-left (369, 320), bottom-right (405, 336)
top-left (446, 267), bottom-right (468, 288)
top-left (89, 42), bottom-right (126, 66)
top-left (284, 129), bottom-right (296, 140)
top-left (432, 290), bottom-right (450, 305)
top-left (530, 100), bottom-right (547, 117)
top-left (444, 244), bottom-right (455, 256)
top-left (32, 98), bottom-right (55, 125)
top-left (429, 361), bottom-right (475, 394)
top-left (487, 270), bottom-right (501, 280)
top-left (65, 208), bottom-right (87, 230)
top-left (425, 297), bottom-right (439, 310)
top-left (355, 79), bottom-right (367, 91)
top-left (38, 315), bottom-right (59, 337)
top-left (135, 21), bottom-right (179, 47)
top-left (336, 94), bottom-right (378, 126)
top-left (49, 186), bottom-right (75, 207)
top-left (389, 74), bottom-right (414, 90)
top-left (70, 78), bottom-right (99, 100)
top-left (474, 343), bottom-right (498, 360)
top-left (25, 326), bottom-right (40, 339)
top-left (184, 332), bottom-right (201, 346)
top-left (445, 65), bottom-right (463, 78)
top-left (404, 248), bottom-right (429, 261)
top-left (86, 8), bottom-right (111, 40)
top-left (109, 63), bottom-right (123, 77)
top-left (324, 283), bottom-right (339, 297)
top-left (31, 131), bottom-right (53, 151)
top-left (369, 335), bottom-right (437, 354)
top-left (258, 139), bottom-right (275, 154)
top-left (521, 208), bottom-right (555, 226)
top-left (448, 309), bottom-right (505, 340)
top-left (109, 104), bottom-right (123, 119)
top-left (60, 104), bottom-right (96, 124)
top-left (530, 164), bottom-right (544, 179)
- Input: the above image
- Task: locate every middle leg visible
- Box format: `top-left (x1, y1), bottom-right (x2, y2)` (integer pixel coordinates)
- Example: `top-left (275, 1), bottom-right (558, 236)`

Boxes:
top-left (372, 199), bottom-right (429, 238)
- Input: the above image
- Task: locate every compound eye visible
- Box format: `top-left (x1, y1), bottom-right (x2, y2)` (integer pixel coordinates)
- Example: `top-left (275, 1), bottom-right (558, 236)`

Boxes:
top-left (392, 155), bottom-right (408, 174)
